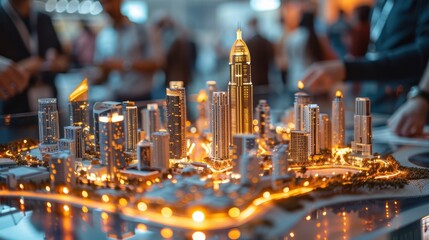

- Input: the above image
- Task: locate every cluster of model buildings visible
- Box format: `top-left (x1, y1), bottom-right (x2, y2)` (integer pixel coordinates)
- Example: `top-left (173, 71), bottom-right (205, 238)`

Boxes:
top-left (34, 29), bottom-right (374, 190)
top-left (290, 89), bottom-right (373, 163)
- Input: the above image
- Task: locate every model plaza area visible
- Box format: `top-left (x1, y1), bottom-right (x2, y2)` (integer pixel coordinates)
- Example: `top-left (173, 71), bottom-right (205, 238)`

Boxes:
top-left (0, 29), bottom-right (428, 240)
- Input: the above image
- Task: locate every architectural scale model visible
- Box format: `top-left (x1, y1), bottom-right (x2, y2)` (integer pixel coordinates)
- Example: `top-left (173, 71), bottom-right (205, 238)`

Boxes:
top-left (0, 29), bottom-right (428, 240)
top-left (229, 28), bottom-right (253, 137)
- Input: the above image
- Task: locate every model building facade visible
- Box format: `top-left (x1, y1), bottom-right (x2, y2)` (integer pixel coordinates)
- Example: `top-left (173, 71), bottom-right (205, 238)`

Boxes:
top-left (228, 28), bottom-right (253, 137)
top-left (166, 86), bottom-right (187, 162)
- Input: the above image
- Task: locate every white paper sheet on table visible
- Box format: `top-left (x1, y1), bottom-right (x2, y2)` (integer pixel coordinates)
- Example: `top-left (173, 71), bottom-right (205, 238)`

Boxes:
top-left (373, 126), bottom-right (429, 147)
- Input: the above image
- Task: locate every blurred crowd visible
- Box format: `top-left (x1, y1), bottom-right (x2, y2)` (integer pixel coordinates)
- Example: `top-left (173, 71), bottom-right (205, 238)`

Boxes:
top-left (1, 0), bottom-right (428, 137)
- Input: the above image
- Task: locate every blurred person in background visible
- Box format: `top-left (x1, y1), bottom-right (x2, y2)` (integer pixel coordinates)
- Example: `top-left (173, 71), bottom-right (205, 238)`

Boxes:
top-left (327, 9), bottom-right (349, 58)
top-left (154, 14), bottom-right (197, 88)
top-left (71, 20), bottom-right (96, 68)
top-left (344, 5), bottom-right (371, 58)
top-left (0, 0), bottom-right (68, 114)
top-left (343, 5), bottom-right (371, 97)
top-left (246, 17), bottom-right (274, 87)
top-left (286, 11), bottom-right (334, 92)
top-left (303, 1), bottom-right (429, 115)
top-left (92, 0), bottom-right (164, 102)
top-left (275, 15), bottom-right (289, 87)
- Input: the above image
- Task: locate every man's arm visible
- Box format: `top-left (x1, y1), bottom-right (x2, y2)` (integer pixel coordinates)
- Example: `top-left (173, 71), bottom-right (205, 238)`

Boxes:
top-left (345, 44), bottom-right (429, 82)
top-left (0, 55), bottom-right (31, 100)
top-left (303, 1), bottom-right (429, 93)
top-left (388, 60), bottom-right (429, 136)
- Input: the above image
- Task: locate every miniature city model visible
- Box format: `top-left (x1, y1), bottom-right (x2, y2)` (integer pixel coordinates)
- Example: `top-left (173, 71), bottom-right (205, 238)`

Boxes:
top-left (0, 29), bottom-right (429, 240)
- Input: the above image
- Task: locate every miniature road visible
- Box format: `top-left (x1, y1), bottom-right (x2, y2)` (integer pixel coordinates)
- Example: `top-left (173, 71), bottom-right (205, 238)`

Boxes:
top-left (0, 166), bottom-right (400, 231)
top-left (0, 187), bottom-right (313, 231)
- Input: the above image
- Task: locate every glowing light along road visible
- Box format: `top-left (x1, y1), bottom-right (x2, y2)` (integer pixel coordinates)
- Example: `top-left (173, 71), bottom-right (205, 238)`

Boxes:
top-left (0, 187), bottom-right (313, 231)
top-left (375, 171), bottom-right (402, 179)
top-left (290, 165), bottom-right (369, 171)
top-left (0, 190), bottom-right (118, 211)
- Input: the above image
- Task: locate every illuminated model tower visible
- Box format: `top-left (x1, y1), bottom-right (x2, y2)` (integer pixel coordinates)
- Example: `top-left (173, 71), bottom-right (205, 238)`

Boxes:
top-left (141, 103), bottom-right (161, 142)
top-left (290, 130), bottom-right (309, 163)
top-left (255, 99), bottom-right (271, 145)
top-left (122, 101), bottom-right (138, 152)
top-left (332, 90), bottom-right (345, 149)
top-left (209, 92), bottom-right (231, 170)
top-left (99, 111), bottom-right (126, 181)
top-left (166, 86), bottom-right (187, 163)
top-left (64, 126), bottom-right (84, 160)
top-left (38, 98), bottom-right (60, 153)
top-left (304, 104), bottom-right (320, 155)
top-left (228, 28), bottom-right (253, 138)
top-left (319, 114), bottom-right (331, 151)
top-left (68, 79), bottom-right (90, 148)
top-left (206, 80), bottom-right (217, 134)
top-left (152, 130), bottom-right (170, 170)
top-left (93, 102), bottom-right (121, 153)
top-left (351, 98), bottom-right (372, 157)
top-left (49, 151), bottom-right (76, 187)
top-left (294, 85), bottom-right (311, 131)
top-left (271, 144), bottom-right (289, 190)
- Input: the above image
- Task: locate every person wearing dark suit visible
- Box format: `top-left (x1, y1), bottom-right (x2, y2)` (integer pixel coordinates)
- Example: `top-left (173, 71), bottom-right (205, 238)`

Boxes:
top-left (0, 0), bottom-right (68, 114)
top-left (303, 0), bottom-right (429, 114)
top-left (246, 17), bottom-right (274, 87)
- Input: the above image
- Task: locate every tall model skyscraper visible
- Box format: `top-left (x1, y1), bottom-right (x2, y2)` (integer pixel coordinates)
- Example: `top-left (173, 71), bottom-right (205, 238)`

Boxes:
top-left (351, 98), bottom-right (372, 157)
top-left (206, 80), bottom-right (217, 134)
top-left (229, 28), bottom-right (253, 137)
top-left (331, 90), bottom-right (345, 149)
top-left (38, 98), bottom-right (60, 153)
top-left (294, 90), bottom-right (311, 131)
top-left (141, 103), bottom-right (161, 142)
top-left (166, 86), bottom-right (187, 162)
top-left (93, 101), bottom-right (121, 153)
top-left (99, 111), bottom-right (126, 181)
top-left (304, 104), bottom-right (320, 155)
top-left (122, 101), bottom-right (138, 152)
top-left (255, 99), bottom-right (271, 142)
top-left (152, 130), bottom-right (170, 170)
top-left (319, 114), bottom-right (331, 151)
top-left (68, 79), bottom-right (90, 148)
top-left (64, 126), bottom-right (84, 160)
top-left (209, 92), bottom-right (231, 170)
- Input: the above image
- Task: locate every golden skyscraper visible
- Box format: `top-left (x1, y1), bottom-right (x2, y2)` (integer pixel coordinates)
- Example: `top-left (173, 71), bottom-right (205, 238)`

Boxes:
top-left (229, 28), bottom-right (253, 137)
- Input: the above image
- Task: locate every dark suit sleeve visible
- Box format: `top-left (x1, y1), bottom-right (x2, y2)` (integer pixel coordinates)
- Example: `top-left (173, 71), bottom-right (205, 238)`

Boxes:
top-left (344, 1), bottom-right (429, 82)
top-left (37, 13), bottom-right (63, 56)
